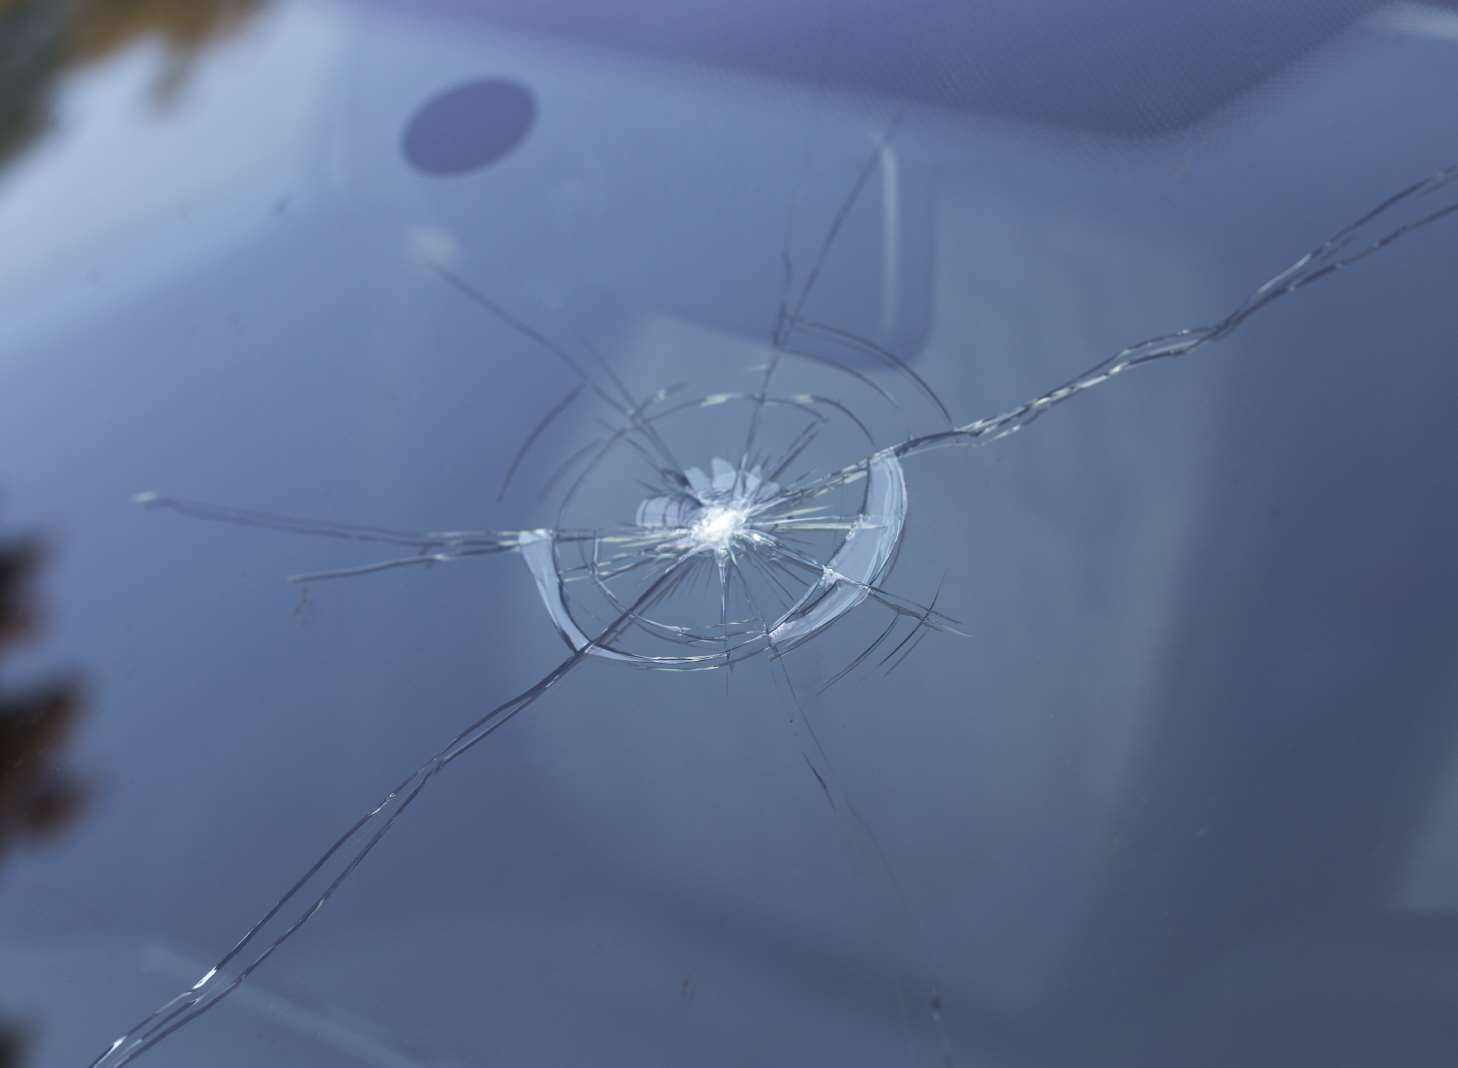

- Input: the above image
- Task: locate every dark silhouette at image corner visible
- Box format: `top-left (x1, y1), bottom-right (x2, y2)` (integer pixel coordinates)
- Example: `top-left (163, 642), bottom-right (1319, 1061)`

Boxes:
top-left (0, 526), bottom-right (89, 1067)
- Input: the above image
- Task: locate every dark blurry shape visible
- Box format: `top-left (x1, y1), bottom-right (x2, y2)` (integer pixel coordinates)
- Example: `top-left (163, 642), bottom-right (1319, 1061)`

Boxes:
top-left (402, 78), bottom-right (536, 176)
top-left (0, 1025), bottom-right (27, 1068)
top-left (0, 0), bottom-right (74, 166)
top-left (0, 539), bottom-right (87, 850)
top-left (0, 531), bottom-right (88, 1067)
top-left (0, 0), bottom-right (265, 171)
top-left (66, 0), bottom-right (263, 104)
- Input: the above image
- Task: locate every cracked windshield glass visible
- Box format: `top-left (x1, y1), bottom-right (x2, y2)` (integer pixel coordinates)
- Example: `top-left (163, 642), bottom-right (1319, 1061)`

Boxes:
top-left (2, 2), bottom-right (1458, 1066)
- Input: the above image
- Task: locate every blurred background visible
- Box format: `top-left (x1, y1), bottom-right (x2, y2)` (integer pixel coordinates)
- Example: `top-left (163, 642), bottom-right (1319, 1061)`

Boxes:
top-left (2, 1), bottom-right (1458, 1065)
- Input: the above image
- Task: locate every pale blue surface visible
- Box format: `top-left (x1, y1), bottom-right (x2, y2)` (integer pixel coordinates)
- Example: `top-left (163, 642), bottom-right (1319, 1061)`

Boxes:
top-left (3, 3), bottom-right (1458, 1066)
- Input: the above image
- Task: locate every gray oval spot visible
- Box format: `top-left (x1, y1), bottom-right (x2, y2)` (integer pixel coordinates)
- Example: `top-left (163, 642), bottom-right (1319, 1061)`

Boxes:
top-left (403, 79), bottom-right (536, 176)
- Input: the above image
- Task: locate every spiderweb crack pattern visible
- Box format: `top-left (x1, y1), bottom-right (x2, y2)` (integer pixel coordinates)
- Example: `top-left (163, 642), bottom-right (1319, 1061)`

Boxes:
top-left (95, 120), bottom-right (1458, 1066)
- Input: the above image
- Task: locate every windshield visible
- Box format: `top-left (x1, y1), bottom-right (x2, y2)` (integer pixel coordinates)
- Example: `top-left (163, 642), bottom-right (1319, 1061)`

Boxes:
top-left (3, 3), bottom-right (1458, 1066)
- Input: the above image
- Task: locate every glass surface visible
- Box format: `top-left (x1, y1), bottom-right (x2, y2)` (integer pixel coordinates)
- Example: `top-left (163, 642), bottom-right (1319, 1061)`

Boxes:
top-left (3, 2), bottom-right (1458, 1066)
